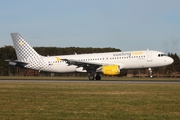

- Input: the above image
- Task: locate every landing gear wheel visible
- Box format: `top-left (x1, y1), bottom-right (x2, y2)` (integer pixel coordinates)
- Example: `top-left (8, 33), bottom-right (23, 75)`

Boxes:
top-left (149, 68), bottom-right (153, 78)
top-left (89, 75), bottom-right (94, 80)
top-left (95, 75), bottom-right (101, 80)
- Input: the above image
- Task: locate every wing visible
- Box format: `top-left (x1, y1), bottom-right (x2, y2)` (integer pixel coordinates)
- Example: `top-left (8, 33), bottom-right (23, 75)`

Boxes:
top-left (61, 58), bottom-right (109, 72)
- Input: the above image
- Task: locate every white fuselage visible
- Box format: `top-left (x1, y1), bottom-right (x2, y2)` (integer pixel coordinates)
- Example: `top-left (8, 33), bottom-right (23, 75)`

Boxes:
top-left (27, 50), bottom-right (173, 73)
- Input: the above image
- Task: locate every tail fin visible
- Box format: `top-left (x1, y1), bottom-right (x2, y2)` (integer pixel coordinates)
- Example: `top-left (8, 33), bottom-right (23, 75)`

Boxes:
top-left (11, 33), bottom-right (41, 63)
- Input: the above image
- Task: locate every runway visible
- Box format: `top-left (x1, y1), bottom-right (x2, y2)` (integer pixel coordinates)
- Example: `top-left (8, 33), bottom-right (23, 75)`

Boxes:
top-left (0, 79), bottom-right (180, 84)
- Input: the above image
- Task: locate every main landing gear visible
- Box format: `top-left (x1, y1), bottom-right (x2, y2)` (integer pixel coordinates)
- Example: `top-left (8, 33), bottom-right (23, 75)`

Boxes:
top-left (88, 73), bottom-right (101, 80)
top-left (149, 68), bottom-right (153, 78)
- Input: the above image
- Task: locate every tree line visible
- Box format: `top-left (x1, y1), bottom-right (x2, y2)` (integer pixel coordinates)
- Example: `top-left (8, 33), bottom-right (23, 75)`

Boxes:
top-left (0, 46), bottom-right (179, 77)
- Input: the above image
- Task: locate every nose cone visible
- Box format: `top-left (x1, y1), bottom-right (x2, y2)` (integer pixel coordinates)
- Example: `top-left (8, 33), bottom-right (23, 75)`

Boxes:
top-left (168, 57), bottom-right (174, 65)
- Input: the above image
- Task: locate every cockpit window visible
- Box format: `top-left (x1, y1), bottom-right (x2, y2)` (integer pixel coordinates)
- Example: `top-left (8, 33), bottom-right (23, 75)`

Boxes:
top-left (158, 54), bottom-right (166, 57)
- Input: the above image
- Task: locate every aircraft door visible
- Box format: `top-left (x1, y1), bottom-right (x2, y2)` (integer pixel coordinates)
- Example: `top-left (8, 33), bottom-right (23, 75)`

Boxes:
top-left (147, 51), bottom-right (152, 62)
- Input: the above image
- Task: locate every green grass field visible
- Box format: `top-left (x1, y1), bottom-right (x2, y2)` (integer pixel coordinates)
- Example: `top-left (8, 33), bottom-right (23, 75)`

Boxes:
top-left (0, 81), bottom-right (180, 119)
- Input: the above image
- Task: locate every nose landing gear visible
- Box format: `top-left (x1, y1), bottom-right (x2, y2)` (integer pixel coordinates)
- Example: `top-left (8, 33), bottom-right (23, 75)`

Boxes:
top-left (149, 68), bottom-right (153, 78)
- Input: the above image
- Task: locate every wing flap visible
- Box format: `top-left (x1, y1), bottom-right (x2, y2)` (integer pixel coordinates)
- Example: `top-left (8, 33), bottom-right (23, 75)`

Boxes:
top-left (61, 58), bottom-right (108, 67)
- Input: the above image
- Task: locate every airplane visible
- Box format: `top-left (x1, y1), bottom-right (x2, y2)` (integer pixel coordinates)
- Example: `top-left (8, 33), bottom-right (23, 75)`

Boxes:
top-left (6, 33), bottom-right (174, 80)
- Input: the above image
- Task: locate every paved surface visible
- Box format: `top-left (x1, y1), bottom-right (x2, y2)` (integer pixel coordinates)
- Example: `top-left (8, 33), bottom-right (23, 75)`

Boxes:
top-left (0, 80), bottom-right (180, 84)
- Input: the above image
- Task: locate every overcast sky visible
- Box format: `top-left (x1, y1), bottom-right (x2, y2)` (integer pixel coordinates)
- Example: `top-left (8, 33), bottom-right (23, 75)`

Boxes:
top-left (1, 0), bottom-right (180, 54)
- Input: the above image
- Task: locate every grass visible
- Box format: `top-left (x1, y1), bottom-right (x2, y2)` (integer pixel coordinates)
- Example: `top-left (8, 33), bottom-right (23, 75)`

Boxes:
top-left (0, 82), bottom-right (180, 119)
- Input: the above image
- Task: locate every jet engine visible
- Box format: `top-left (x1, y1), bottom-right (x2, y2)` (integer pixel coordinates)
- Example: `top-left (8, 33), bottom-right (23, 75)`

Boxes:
top-left (102, 65), bottom-right (120, 75)
top-left (99, 65), bottom-right (127, 76)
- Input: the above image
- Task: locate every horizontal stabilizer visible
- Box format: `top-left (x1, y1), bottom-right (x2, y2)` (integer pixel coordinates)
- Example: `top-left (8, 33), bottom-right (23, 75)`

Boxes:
top-left (5, 60), bottom-right (28, 68)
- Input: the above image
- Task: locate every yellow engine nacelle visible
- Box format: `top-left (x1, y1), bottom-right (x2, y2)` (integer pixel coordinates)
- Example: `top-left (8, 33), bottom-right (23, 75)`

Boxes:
top-left (101, 65), bottom-right (127, 76)
top-left (102, 65), bottom-right (120, 75)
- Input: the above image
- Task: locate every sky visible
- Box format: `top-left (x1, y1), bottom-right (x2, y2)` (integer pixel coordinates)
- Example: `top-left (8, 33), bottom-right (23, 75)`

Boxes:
top-left (0, 0), bottom-right (180, 54)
